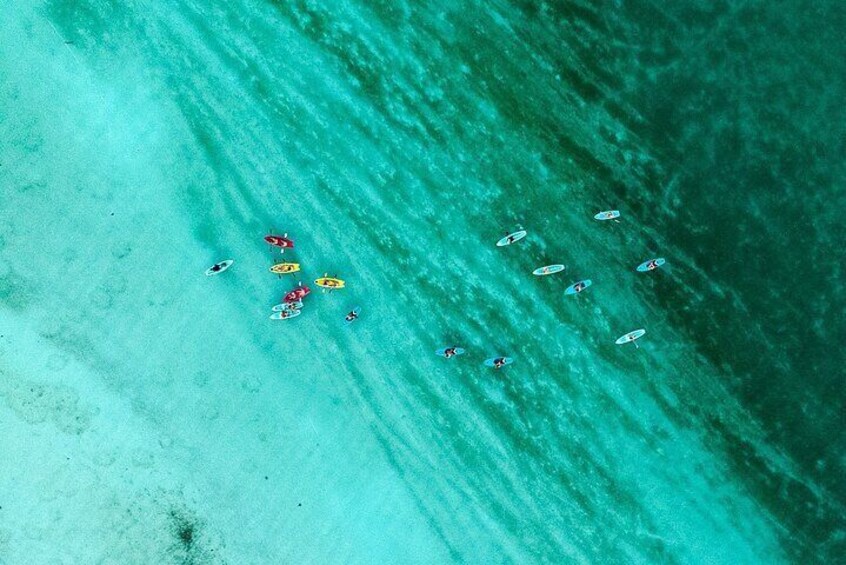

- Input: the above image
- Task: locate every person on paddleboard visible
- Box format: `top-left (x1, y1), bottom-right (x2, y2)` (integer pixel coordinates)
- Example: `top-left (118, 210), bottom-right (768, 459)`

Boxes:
top-left (573, 281), bottom-right (586, 293)
top-left (493, 357), bottom-right (507, 369)
top-left (647, 259), bottom-right (659, 270)
top-left (345, 310), bottom-right (359, 322)
top-left (444, 347), bottom-right (458, 358)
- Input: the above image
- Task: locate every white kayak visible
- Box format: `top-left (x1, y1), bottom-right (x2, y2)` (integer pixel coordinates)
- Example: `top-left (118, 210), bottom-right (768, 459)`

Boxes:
top-left (270, 309), bottom-right (302, 320)
top-left (271, 301), bottom-right (303, 312)
top-left (205, 259), bottom-right (234, 276)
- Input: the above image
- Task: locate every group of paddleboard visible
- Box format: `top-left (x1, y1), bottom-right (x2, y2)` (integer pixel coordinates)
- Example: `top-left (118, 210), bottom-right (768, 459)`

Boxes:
top-left (434, 346), bottom-right (514, 369)
top-left (205, 232), bottom-right (360, 324)
top-left (206, 213), bottom-right (660, 369)
top-left (435, 210), bottom-right (664, 369)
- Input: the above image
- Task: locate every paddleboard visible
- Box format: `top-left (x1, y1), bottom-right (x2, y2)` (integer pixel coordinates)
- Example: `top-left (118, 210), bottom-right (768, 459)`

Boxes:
top-left (615, 329), bottom-right (646, 345)
top-left (315, 276), bottom-right (345, 289)
top-left (594, 210), bottom-right (620, 221)
top-left (270, 309), bottom-right (302, 320)
top-left (564, 279), bottom-right (592, 295)
top-left (283, 285), bottom-right (311, 303)
top-left (533, 264), bottom-right (565, 276)
top-left (344, 306), bottom-right (361, 324)
top-left (270, 262), bottom-right (300, 275)
top-left (271, 301), bottom-right (303, 312)
top-left (483, 357), bottom-right (514, 368)
top-left (435, 347), bottom-right (466, 357)
top-left (496, 230), bottom-right (527, 247)
top-left (205, 260), bottom-right (234, 276)
top-left (636, 258), bottom-right (666, 272)
top-left (265, 234), bottom-right (294, 249)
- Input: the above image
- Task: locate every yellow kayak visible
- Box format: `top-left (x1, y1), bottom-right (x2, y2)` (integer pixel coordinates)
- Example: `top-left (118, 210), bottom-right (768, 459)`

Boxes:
top-left (314, 276), bottom-right (345, 289)
top-left (270, 262), bottom-right (300, 275)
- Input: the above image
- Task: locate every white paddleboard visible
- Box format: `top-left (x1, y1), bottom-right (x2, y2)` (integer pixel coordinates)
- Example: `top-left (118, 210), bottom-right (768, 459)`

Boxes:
top-left (615, 329), bottom-right (646, 345)
top-left (483, 356), bottom-right (513, 368)
top-left (564, 279), bottom-right (592, 295)
top-left (532, 264), bottom-right (565, 276)
top-left (344, 306), bottom-right (361, 324)
top-left (269, 309), bottom-right (302, 320)
top-left (594, 210), bottom-right (620, 221)
top-left (205, 259), bottom-right (234, 276)
top-left (636, 258), bottom-right (666, 272)
top-left (435, 347), bottom-right (466, 357)
top-left (496, 230), bottom-right (527, 247)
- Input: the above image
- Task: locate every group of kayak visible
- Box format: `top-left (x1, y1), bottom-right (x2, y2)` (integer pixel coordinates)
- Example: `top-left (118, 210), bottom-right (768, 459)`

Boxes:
top-left (439, 210), bottom-right (662, 369)
top-left (206, 232), bottom-right (361, 323)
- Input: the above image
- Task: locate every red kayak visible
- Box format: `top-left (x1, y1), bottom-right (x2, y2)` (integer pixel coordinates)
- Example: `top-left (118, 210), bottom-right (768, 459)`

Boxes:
top-left (283, 285), bottom-right (310, 303)
top-left (265, 234), bottom-right (294, 249)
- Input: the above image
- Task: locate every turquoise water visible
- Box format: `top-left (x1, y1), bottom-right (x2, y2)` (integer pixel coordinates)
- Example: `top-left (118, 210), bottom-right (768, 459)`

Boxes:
top-left (1, 0), bottom-right (844, 563)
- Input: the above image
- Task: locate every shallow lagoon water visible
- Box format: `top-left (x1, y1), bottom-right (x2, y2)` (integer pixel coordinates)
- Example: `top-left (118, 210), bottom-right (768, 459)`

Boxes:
top-left (1, 0), bottom-right (844, 563)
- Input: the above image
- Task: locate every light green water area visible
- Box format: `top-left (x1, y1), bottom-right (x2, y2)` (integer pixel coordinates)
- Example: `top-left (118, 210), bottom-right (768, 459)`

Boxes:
top-left (1, 1), bottom-right (844, 563)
